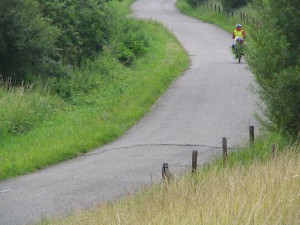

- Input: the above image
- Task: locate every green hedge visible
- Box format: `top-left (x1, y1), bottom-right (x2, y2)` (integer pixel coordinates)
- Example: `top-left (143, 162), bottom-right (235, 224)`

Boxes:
top-left (246, 0), bottom-right (300, 137)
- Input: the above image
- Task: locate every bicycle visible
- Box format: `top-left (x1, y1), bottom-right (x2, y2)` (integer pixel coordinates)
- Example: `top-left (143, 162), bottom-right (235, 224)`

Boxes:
top-left (232, 38), bottom-right (246, 63)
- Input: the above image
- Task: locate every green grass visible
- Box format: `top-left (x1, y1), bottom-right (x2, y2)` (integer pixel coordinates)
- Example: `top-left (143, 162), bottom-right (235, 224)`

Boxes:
top-left (0, 17), bottom-right (189, 179)
top-left (109, 0), bottom-right (134, 15)
top-left (0, 81), bottom-right (66, 138)
top-left (176, 0), bottom-right (254, 34)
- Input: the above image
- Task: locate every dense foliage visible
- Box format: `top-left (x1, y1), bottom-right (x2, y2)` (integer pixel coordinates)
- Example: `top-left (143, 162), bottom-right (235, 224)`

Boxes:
top-left (0, 0), bottom-right (60, 82)
top-left (108, 18), bottom-right (149, 66)
top-left (0, 0), bottom-right (150, 137)
top-left (185, 0), bottom-right (248, 10)
top-left (221, 0), bottom-right (248, 11)
top-left (186, 0), bottom-right (206, 8)
top-left (37, 0), bottom-right (113, 65)
top-left (0, 0), bottom-right (149, 83)
top-left (246, 0), bottom-right (300, 137)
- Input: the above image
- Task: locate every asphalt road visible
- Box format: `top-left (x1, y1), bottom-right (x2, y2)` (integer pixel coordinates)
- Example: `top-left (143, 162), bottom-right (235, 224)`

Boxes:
top-left (0, 0), bottom-right (258, 224)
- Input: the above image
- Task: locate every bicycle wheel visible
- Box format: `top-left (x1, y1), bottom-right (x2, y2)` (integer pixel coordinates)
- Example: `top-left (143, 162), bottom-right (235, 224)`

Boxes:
top-left (238, 56), bottom-right (241, 63)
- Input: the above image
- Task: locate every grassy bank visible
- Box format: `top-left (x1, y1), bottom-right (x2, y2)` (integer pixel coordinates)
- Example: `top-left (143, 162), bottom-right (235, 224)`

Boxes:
top-left (45, 135), bottom-right (300, 225)
top-left (176, 0), bottom-right (253, 34)
top-left (0, 7), bottom-right (189, 179)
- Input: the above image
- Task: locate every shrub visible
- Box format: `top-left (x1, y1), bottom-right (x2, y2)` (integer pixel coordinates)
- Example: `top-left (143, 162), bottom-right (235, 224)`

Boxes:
top-left (221, 0), bottom-right (248, 11)
top-left (0, 0), bottom-right (60, 82)
top-left (107, 18), bottom-right (150, 66)
top-left (186, 0), bottom-right (206, 8)
top-left (37, 0), bottom-right (113, 65)
top-left (49, 53), bottom-right (123, 104)
top-left (246, 0), bottom-right (300, 137)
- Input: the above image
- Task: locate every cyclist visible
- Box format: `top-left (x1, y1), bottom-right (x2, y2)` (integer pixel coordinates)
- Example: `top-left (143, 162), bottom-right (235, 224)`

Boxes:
top-left (232, 24), bottom-right (246, 50)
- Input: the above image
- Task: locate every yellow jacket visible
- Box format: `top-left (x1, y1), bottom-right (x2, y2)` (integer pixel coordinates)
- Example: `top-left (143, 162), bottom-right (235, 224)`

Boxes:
top-left (233, 29), bottom-right (246, 39)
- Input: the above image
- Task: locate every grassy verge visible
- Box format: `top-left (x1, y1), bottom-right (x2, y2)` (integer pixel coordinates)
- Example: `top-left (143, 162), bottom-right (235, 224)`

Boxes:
top-left (45, 135), bottom-right (300, 225)
top-left (176, 0), bottom-right (253, 34)
top-left (0, 15), bottom-right (189, 179)
top-left (0, 82), bottom-right (66, 137)
top-left (109, 0), bottom-right (134, 15)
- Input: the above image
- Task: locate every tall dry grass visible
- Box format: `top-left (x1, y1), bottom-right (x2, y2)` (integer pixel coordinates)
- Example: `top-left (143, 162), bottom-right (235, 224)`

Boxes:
top-left (48, 146), bottom-right (300, 225)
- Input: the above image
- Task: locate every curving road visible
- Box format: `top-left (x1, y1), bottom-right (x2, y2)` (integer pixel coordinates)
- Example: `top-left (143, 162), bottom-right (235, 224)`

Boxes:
top-left (0, 0), bottom-right (258, 224)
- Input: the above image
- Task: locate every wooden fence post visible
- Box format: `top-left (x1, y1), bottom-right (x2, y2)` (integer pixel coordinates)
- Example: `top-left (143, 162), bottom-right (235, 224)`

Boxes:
top-left (249, 126), bottom-right (254, 146)
top-left (222, 137), bottom-right (228, 166)
top-left (162, 163), bottom-right (173, 182)
top-left (192, 150), bottom-right (198, 173)
top-left (272, 144), bottom-right (276, 159)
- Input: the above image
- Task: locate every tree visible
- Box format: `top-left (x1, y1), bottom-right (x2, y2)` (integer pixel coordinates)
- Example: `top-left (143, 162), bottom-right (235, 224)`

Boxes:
top-left (37, 0), bottom-right (113, 65)
top-left (246, 0), bottom-right (300, 137)
top-left (0, 0), bottom-right (60, 82)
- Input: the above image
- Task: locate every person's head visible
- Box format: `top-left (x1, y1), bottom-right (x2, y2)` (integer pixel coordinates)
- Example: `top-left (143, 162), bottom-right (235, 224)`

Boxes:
top-left (236, 24), bottom-right (242, 31)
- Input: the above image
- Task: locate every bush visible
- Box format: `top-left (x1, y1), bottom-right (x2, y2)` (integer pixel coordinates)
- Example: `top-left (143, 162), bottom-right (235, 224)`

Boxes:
top-left (107, 18), bottom-right (150, 66)
top-left (246, 0), bottom-right (300, 137)
top-left (0, 0), bottom-right (60, 82)
top-left (186, 0), bottom-right (206, 8)
top-left (49, 53), bottom-right (123, 104)
top-left (37, 0), bottom-right (113, 65)
top-left (221, 0), bottom-right (248, 11)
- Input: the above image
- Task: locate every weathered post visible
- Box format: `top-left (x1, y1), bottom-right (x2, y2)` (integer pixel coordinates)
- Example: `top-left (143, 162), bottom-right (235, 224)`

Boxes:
top-left (272, 144), bottom-right (276, 159)
top-left (192, 150), bottom-right (198, 173)
top-left (249, 126), bottom-right (254, 146)
top-left (162, 163), bottom-right (173, 182)
top-left (222, 137), bottom-right (228, 166)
